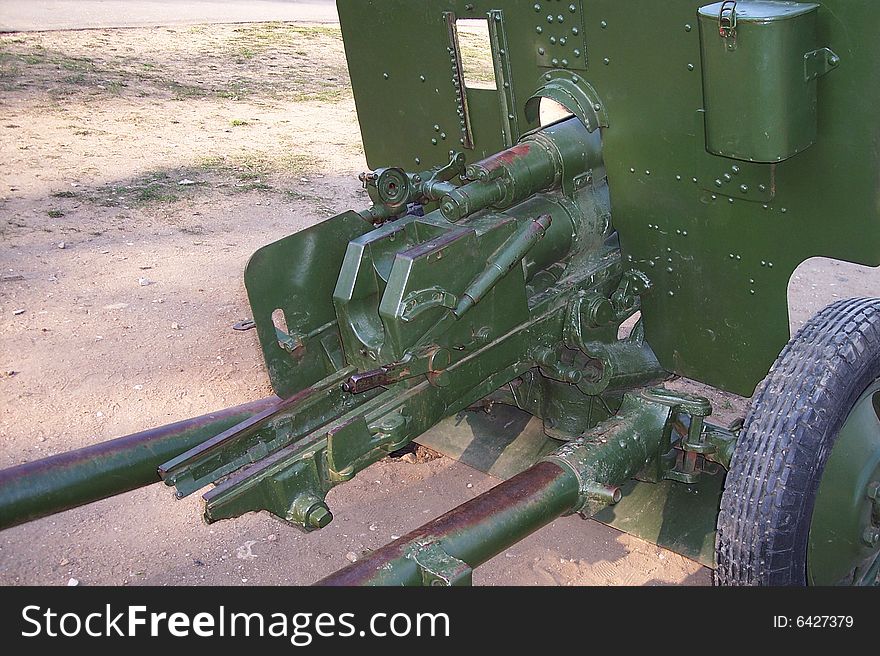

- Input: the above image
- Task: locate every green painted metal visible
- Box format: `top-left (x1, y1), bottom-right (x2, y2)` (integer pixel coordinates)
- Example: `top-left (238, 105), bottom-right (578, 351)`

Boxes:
top-left (338, 0), bottom-right (880, 395)
top-left (808, 381), bottom-right (880, 585)
top-left (332, 116), bottom-right (605, 374)
top-left (454, 213), bottom-right (552, 316)
top-left (0, 396), bottom-right (281, 530)
top-left (698, 1), bottom-right (827, 162)
top-left (525, 76), bottom-right (607, 133)
top-left (158, 367), bottom-right (380, 500)
top-left (155, 115), bottom-right (673, 531)
top-left (244, 210), bottom-right (372, 398)
top-left (417, 404), bottom-right (559, 480)
top-left (8, 0), bottom-right (880, 588)
top-left (545, 392), bottom-right (676, 516)
top-left (593, 476), bottom-right (722, 567)
top-left (318, 388), bottom-right (709, 585)
top-left (416, 403), bottom-right (723, 566)
top-left (319, 461), bottom-right (578, 586)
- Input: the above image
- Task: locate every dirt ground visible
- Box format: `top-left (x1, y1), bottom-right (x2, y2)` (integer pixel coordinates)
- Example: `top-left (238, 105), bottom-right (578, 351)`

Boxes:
top-left (1, 24), bottom-right (878, 587)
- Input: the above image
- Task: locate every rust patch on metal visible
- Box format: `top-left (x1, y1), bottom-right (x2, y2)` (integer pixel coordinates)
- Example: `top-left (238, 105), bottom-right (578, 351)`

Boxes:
top-left (316, 461), bottom-right (568, 585)
top-left (476, 143), bottom-right (532, 172)
top-left (342, 366), bottom-right (397, 394)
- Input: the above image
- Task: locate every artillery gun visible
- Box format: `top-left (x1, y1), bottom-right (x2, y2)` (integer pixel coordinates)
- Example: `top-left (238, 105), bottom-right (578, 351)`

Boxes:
top-left (2, 0), bottom-right (879, 586)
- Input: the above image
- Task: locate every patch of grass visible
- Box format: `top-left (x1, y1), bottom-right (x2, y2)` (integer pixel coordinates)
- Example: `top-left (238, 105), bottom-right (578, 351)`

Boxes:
top-left (265, 151), bottom-right (317, 175)
top-left (133, 185), bottom-right (178, 204)
top-left (21, 53), bottom-right (48, 65)
top-left (165, 80), bottom-right (208, 100)
top-left (194, 150), bottom-right (322, 200)
top-left (458, 29), bottom-right (496, 87)
top-left (0, 50), bottom-right (47, 68)
top-left (200, 150), bottom-right (316, 179)
top-left (290, 88), bottom-right (348, 103)
top-left (200, 155), bottom-right (227, 169)
top-left (47, 209), bottom-right (65, 218)
top-left (51, 191), bottom-right (77, 198)
top-left (81, 171), bottom-right (202, 208)
top-left (289, 25), bottom-right (341, 39)
top-left (0, 46), bottom-right (112, 95)
top-left (0, 59), bottom-right (21, 83)
top-left (57, 55), bottom-right (93, 72)
top-left (229, 23), bottom-right (341, 57)
top-left (0, 52), bottom-right (23, 79)
top-left (232, 22), bottom-right (339, 43)
top-left (237, 172), bottom-right (262, 181)
top-left (2, 24), bottom-right (350, 104)
top-left (230, 152), bottom-right (275, 176)
top-left (230, 119), bottom-right (249, 127)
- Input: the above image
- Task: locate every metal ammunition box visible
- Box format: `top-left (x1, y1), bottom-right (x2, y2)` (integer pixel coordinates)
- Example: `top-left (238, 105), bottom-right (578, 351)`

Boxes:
top-left (698, 1), bottom-right (821, 162)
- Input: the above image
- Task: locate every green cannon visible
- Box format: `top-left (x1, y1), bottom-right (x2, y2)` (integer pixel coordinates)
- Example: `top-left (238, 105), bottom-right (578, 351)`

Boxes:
top-left (2, 0), bottom-right (880, 586)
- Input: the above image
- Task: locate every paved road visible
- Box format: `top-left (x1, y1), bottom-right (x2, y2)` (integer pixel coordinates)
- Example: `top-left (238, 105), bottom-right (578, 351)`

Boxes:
top-left (0, 0), bottom-right (338, 32)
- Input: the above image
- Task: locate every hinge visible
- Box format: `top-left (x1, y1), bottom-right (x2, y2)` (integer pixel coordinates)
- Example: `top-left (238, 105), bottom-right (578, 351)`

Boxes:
top-left (804, 47), bottom-right (841, 82)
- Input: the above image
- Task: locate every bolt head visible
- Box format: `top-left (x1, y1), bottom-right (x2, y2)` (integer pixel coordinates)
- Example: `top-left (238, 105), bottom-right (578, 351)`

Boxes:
top-left (867, 481), bottom-right (880, 501)
top-left (308, 504), bottom-right (333, 529)
top-left (863, 527), bottom-right (880, 548)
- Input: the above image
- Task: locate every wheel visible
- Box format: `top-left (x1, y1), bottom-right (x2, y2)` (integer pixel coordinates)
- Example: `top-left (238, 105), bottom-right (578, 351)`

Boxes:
top-left (716, 297), bottom-right (880, 585)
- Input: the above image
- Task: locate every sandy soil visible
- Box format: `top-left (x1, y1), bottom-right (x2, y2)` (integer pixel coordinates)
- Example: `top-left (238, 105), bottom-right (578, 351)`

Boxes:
top-left (1, 23), bottom-right (877, 587)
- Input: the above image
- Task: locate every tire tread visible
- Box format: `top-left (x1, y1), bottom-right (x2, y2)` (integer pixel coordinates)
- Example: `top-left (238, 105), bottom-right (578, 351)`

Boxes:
top-left (716, 298), bottom-right (880, 585)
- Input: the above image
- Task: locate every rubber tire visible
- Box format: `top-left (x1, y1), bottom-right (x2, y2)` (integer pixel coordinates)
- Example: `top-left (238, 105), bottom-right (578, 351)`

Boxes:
top-left (716, 297), bottom-right (880, 585)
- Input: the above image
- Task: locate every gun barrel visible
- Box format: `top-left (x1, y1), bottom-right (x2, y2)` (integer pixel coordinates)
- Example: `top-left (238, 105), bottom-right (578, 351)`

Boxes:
top-left (438, 117), bottom-right (601, 223)
top-left (0, 395), bottom-right (281, 530)
top-left (316, 461), bottom-right (578, 586)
